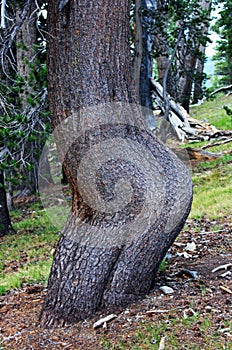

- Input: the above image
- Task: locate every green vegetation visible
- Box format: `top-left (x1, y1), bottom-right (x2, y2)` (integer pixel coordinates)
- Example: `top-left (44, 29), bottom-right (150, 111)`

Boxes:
top-left (0, 202), bottom-right (58, 294)
top-left (190, 156), bottom-right (232, 219)
top-left (190, 93), bottom-right (232, 130)
top-left (99, 314), bottom-right (232, 349)
top-left (212, 0), bottom-right (232, 88)
top-left (188, 94), bottom-right (232, 219)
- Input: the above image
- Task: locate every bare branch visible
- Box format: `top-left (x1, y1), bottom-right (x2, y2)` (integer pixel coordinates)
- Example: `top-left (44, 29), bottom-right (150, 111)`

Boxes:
top-left (209, 84), bottom-right (232, 97)
top-left (0, 0), bottom-right (7, 29)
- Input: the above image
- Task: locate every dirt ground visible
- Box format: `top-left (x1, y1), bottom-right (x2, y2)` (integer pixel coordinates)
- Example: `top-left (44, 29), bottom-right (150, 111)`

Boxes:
top-left (0, 217), bottom-right (231, 350)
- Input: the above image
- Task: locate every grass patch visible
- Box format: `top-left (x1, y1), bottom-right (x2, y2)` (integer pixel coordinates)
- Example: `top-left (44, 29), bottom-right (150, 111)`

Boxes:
top-left (99, 314), bottom-right (232, 349)
top-left (0, 260), bottom-right (52, 292)
top-left (190, 161), bottom-right (232, 219)
top-left (187, 95), bottom-right (232, 219)
top-left (0, 203), bottom-right (59, 295)
top-left (190, 93), bottom-right (232, 130)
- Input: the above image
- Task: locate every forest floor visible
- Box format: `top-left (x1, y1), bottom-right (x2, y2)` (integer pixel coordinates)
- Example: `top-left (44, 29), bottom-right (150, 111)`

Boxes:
top-left (0, 94), bottom-right (231, 349)
top-left (0, 216), bottom-right (231, 349)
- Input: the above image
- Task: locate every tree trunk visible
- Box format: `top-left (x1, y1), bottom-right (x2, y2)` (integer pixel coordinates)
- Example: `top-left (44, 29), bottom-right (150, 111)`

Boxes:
top-left (177, 0), bottom-right (212, 111)
top-left (193, 0), bottom-right (212, 103)
top-left (192, 49), bottom-right (205, 103)
top-left (133, 0), bottom-right (156, 129)
top-left (40, 0), bottom-right (192, 327)
top-left (15, 1), bottom-right (42, 196)
top-left (16, 1), bottom-right (38, 110)
top-left (0, 172), bottom-right (15, 236)
top-left (177, 51), bottom-right (197, 113)
top-left (154, 0), bottom-right (175, 97)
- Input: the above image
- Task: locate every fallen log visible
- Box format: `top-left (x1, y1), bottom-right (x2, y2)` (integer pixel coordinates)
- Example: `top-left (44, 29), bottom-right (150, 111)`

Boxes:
top-left (185, 148), bottom-right (223, 161)
top-left (150, 79), bottom-right (191, 142)
top-left (171, 147), bottom-right (224, 163)
top-left (150, 78), bottom-right (232, 143)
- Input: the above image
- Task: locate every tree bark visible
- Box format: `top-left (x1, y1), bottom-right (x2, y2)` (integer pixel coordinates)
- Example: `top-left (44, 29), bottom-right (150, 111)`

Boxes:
top-left (40, 0), bottom-right (192, 327)
top-left (177, 0), bottom-right (212, 111)
top-left (154, 0), bottom-right (175, 97)
top-left (177, 49), bottom-right (197, 112)
top-left (15, 1), bottom-right (45, 196)
top-left (193, 0), bottom-right (212, 103)
top-left (133, 0), bottom-right (156, 129)
top-left (16, 1), bottom-right (38, 110)
top-left (0, 172), bottom-right (15, 236)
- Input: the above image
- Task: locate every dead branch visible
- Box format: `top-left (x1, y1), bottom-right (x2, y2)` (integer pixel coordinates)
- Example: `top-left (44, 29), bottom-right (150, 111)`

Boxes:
top-left (201, 138), bottom-right (232, 149)
top-left (93, 314), bottom-right (117, 329)
top-left (151, 79), bottom-right (232, 143)
top-left (151, 79), bottom-right (191, 142)
top-left (209, 84), bottom-right (232, 97)
top-left (0, 0), bottom-right (6, 29)
top-left (185, 148), bottom-right (223, 161)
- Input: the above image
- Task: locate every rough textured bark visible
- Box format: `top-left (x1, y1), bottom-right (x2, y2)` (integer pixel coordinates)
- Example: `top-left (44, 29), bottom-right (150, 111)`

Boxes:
top-left (40, 0), bottom-right (192, 327)
top-left (0, 172), bottom-right (15, 236)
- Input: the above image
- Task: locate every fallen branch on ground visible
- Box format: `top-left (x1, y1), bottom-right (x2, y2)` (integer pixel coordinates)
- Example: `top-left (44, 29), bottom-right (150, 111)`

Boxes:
top-left (201, 138), bottom-right (232, 149)
top-left (209, 84), bottom-right (232, 97)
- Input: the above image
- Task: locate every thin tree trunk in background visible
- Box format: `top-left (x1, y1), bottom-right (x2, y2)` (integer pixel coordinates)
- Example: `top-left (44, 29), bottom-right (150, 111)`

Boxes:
top-left (193, 45), bottom-right (206, 103)
top-left (15, 1), bottom-right (41, 196)
top-left (154, 0), bottom-right (175, 98)
top-left (0, 172), bottom-right (14, 236)
top-left (16, 1), bottom-right (37, 110)
top-left (193, 0), bottom-right (212, 103)
top-left (133, 0), bottom-right (142, 99)
top-left (133, 0), bottom-right (156, 129)
top-left (177, 50), bottom-right (197, 112)
top-left (177, 0), bottom-right (212, 111)
top-left (40, 0), bottom-right (192, 327)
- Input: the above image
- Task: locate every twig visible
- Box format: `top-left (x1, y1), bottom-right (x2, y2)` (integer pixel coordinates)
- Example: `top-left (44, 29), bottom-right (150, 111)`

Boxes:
top-left (0, 0), bottom-right (6, 29)
top-left (147, 309), bottom-right (170, 314)
top-left (93, 314), bottom-right (117, 329)
top-left (212, 263), bottom-right (232, 273)
top-left (201, 138), bottom-right (232, 150)
top-left (146, 306), bottom-right (186, 314)
top-left (199, 229), bottom-right (228, 235)
top-left (220, 285), bottom-right (232, 294)
top-left (218, 327), bottom-right (231, 334)
top-left (158, 336), bottom-right (166, 350)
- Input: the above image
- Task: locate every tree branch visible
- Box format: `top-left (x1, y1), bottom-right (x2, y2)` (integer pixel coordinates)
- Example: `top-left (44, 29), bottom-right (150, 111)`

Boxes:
top-left (209, 84), bottom-right (232, 97)
top-left (0, 0), bottom-right (7, 29)
top-left (201, 138), bottom-right (232, 150)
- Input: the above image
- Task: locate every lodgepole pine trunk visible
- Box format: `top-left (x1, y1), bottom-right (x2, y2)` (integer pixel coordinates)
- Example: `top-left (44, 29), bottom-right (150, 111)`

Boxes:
top-left (40, 0), bottom-right (192, 327)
